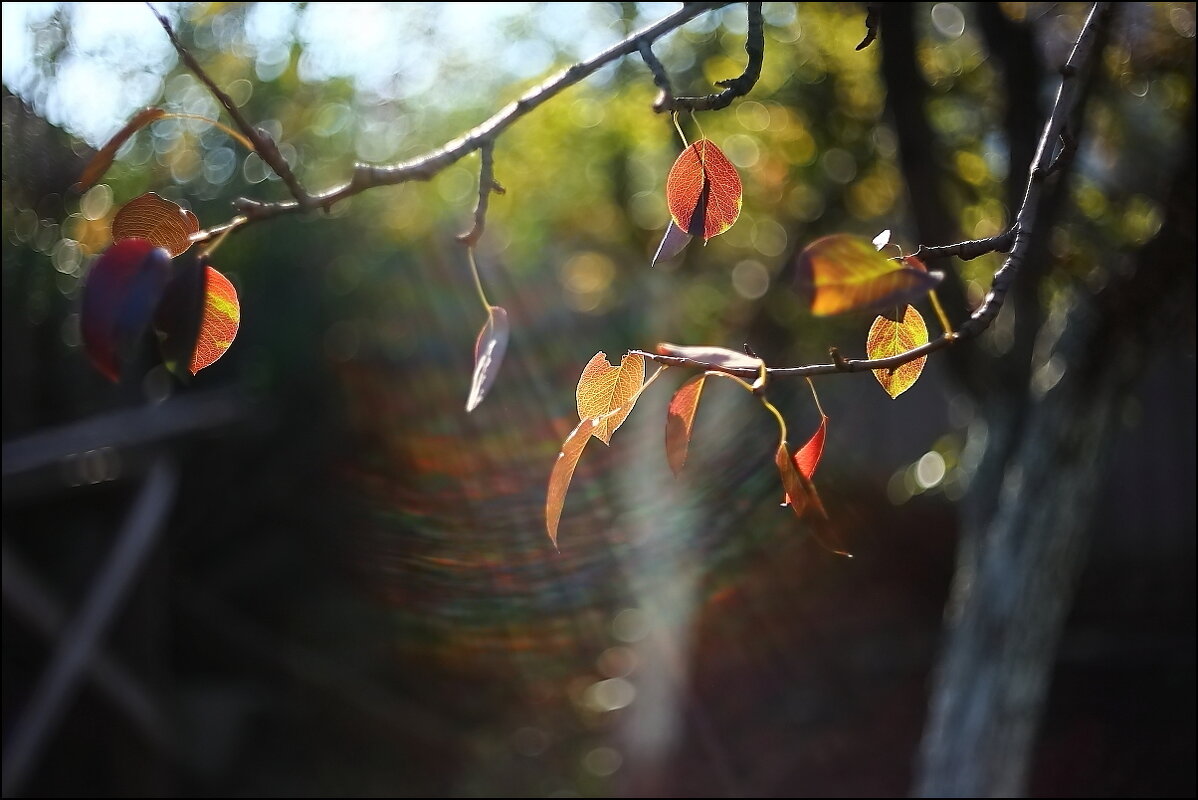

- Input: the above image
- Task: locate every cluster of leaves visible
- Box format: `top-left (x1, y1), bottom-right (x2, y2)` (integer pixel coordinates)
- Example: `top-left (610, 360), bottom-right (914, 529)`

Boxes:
top-left (76, 109), bottom-right (241, 384)
top-left (546, 139), bottom-right (948, 548)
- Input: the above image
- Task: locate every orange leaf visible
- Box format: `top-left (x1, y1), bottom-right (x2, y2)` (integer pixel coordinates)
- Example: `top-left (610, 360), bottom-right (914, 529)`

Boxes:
top-left (73, 107), bottom-right (166, 193)
top-left (546, 416), bottom-right (601, 548)
top-left (866, 305), bottom-right (928, 398)
top-left (111, 192), bottom-right (201, 258)
top-left (795, 234), bottom-right (943, 316)
top-left (190, 266), bottom-right (240, 374)
top-left (666, 139), bottom-right (742, 241)
top-left (576, 351), bottom-right (645, 445)
top-left (782, 415), bottom-right (827, 504)
top-left (776, 441), bottom-right (849, 556)
top-left (655, 343), bottom-right (762, 371)
top-left (665, 374), bottom-right (706, 476)
top-left (465, 306), bottom-right (509, 412)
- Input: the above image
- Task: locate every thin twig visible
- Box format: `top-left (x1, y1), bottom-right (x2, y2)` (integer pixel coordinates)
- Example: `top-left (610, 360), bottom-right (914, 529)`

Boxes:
top-left (148, 4), bottom-right (309, 206)
top-left (180, 2), bottom-right (728, 241)
top-left (457, 141), bottom-right (504, 247)
top-left (638, 39), bottom-right (675, 110)
top-left (637, 3), bottom-right (1112, 382)
top-left (655, 2), bottom-right (764, 112)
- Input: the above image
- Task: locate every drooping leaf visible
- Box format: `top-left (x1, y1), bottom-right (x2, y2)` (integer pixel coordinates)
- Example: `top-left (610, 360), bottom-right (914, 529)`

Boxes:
top-left (655, 343), bottom-right (763, 371)
top-left (189, 266), bottom-right (240, 374)
top-left (576, 351), bottom-right (645, 445)
top-left (81, 239), bottom-right (172, 382)
top-left (866, 304), bottom-right (929, 398)
top-left (666, 139), bottom-right (742, 241)
top-left (795, 234), bottom-right (943, 316)
top-left (665, 374), bottom-right (706, 476)
top-left (776, 440), bottom-right (849, 556)
top-left (154, 252), bottom-right (208, 378)
top-left (111, 192), bottom-right (201, 258)
top-left (782, 415), bottom-right (828, 504)
top-left (795, 414), bottom-right (828, 480)
top-left (652, 220), bottom-right (692, 265)
top-left (465, 306), bottom-right (510, 412)
top-left (546, 415), bottom-right (601, 548)
top-left (73, 107), bottom-right (166, 193)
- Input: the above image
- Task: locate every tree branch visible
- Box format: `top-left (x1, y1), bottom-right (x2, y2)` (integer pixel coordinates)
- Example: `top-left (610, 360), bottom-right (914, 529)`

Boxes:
top-left (148, 4), bottom-right (309, 207)
top-left (652, 2), bottom-right (764, 113)
top-left (638, 3), bottom-right (1112, 384)
top-left (456, 141), bottom-right (504, 247)
top-left (175, 2), bottom-right (730, 243)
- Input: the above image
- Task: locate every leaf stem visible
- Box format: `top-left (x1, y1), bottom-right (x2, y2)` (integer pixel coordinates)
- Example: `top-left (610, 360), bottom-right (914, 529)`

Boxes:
top-left (805, 377), bottom-right (827, 418)
top-left (160, 112), bottom-right (256, 152)
top-left (466, 247), bottom-right (492, 312)
top-left (690, 109), bottom-right (707, 140)
top-left (760, 397), bottom-right (788, 448)
top-left (672, 112), bottom-right (689, 148)
top-left (928, 290), bottom-right (954, 336)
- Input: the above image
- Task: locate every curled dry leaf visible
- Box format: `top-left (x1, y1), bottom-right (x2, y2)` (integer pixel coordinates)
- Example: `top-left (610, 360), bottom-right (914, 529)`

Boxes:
top-left (795, 234), bottom-right (943, 316)
top-left (81, 239), bottom-right (172, 382)
top-left (655, 343), bottom-right (763, 371)
top-left (652, 220), bottom-right (692, 266)
top-left (576, 351), bottom-right (645, 445)
top-left (545, 416), bottom-right (601, 548)
top-left (73, 107), bottom-right (166, 193)
top-left (189, 266), bottom-right (240, 374)
top-left (866, 304), bottom-right (929, 398)
top-left (112, 192), bottom-right (201, 258)
top-left (665, 374), bottom-right (706, 476)
top-left (465, 306), bottom-right (510, 412)
top-left (666, 139), bottom-right (742, 241)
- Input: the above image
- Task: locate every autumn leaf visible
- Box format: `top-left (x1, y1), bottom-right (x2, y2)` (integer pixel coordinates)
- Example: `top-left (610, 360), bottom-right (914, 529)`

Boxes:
top-left (666, 139), bottom-right (742, 241)
top-left (776, 440), bottom-right (850, 556)
top-left (154, 253), bottom-right (208, 378)
top-left (782, 415), bottom-right (827, 504)
top-left (465, 306), bottom-right (509, 412)
top-left (576, 351), bottom-right (645, 444)
top-left (795, 234), bottom-right (943, 316)
top-left (655, 343), bottom-right (762, 371)
top-left (866, 304), bottom-right (928, 398)
top-left (665, 374), bottom-right (706, 476)
top-left (545, 415), bottom-right (601, 548)
top-left (189, 266), bottom-right (240, 374)
top-left (111, 192), bottom-right (201, 258)
top-left (81, 239), bottom-right (172, 382)
top-left (652, 220), bottom-right (692, 265)
top-left (73, 108), bottom-right (166, 193)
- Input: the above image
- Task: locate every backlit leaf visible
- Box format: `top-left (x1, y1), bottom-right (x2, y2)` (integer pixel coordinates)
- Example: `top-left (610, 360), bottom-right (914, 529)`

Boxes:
top-left (795, 234), bottom-right (943, 316)
top-left (665, 374), bottom-right (706, 476)
top-left (81, 239), bottom-right (172, 382)
top-left (666, 139), bottom-right (742, 241)
top-left (652, 220), bottom-right (692, 265)
top-left (866, 304), bottom-right (928, 398)
top-left (154, 253), bottom-right (208, 378)
top-left (576, 351), bottom-right (645, 445)
top-left (655, 343), bottom-right (762, 371)
top-left (872, 229), bottom-right (891, 250)
top-left (777, 441), bottom-right (849, 556)
top-left (73, 107), bottom-right (166, 193)
top-left (189, 266), bottom-right (240, 374)
top-left (546, 416), bottom-right (601, 548)
top-left (465, 306), bottom-right (509, 412)
top-left (112, 192), bottom-right (201, 258)
top-left (782, 415), bottom-right (827, 503)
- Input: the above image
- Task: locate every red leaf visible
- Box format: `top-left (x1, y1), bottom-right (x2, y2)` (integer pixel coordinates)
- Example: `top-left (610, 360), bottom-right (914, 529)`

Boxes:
top-left (665, 374), bottom-right (706, 476)
top-left (795, 414), bottom-right (827, 479)
top-left (776, 441), bottom-right (849, 557)
top-left (466, 306), bottom-right (509, 412)
top-left (189, 266), bottom-right (240, 374)
top-left (666, 139), bottom-right (742, 241)
top-left (81, 239), bottom-right (172, 382)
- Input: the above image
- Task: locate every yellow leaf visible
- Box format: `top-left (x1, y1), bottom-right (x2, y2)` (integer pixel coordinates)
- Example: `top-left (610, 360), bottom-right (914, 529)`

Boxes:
top-left (576, 351), bottom-right (645, 445)
top-left (866, 304), bottom-right (929, 398)
top-left (545, 416), bottom-right (600, 548)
